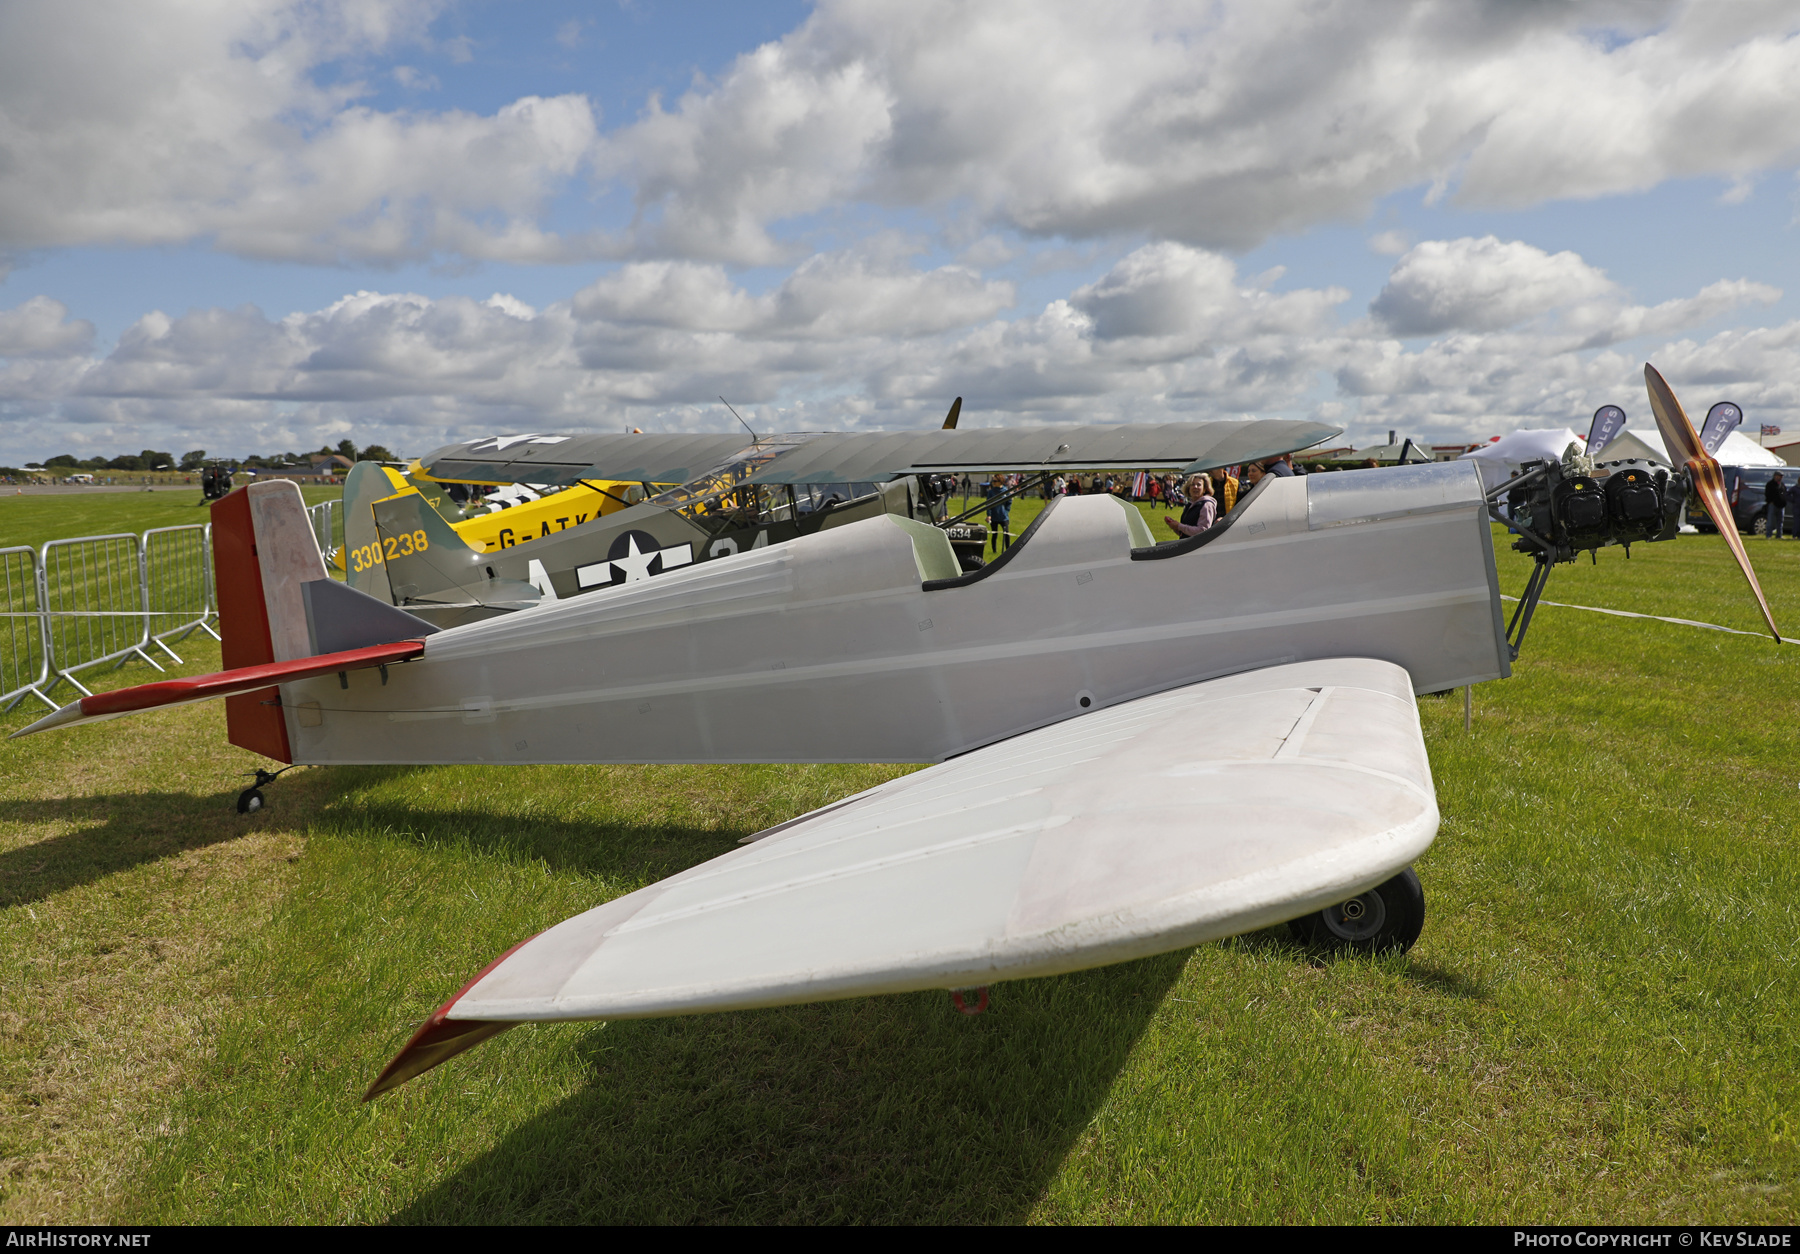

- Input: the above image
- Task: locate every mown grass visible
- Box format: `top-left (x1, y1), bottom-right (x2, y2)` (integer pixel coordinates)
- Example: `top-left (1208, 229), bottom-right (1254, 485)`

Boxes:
top-left (0, 487), bottom-right (340, 553)
top-left (0, 526), bottom-right (1795, 1223)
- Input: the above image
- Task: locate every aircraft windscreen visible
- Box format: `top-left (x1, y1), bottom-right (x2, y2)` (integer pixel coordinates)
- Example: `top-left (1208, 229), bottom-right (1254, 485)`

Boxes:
top-left (649, 438), bottom-right (878, 535)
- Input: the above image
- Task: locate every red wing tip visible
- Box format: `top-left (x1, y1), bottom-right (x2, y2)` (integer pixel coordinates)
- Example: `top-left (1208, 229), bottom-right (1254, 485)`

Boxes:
top-left (362, 930), bottom-right (543, 1101)
top-left (362, 1016), bottom-right (519, 1101)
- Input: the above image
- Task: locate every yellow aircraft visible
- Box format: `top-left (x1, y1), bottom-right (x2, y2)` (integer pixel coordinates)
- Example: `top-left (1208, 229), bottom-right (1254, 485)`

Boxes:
top-left (334, 464), bottom-right (652, 570)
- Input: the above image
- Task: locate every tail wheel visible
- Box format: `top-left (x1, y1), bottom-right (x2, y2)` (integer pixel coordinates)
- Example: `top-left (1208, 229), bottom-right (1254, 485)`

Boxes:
top-left (236, 788), bottom-right (265, 814)
top-left (1289, 867), bottom-right (1425, 955)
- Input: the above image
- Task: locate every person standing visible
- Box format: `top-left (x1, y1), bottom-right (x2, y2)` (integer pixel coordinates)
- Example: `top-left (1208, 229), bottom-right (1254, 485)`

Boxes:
top-left (1215, 467), bottom-right (1239, 515)
top-left (984, 474), bottom-right (1012, 554)
top-left (1164, 474), bottom-right (1217, 537)
top-left (1766, 471), bottom-right (1787, 539)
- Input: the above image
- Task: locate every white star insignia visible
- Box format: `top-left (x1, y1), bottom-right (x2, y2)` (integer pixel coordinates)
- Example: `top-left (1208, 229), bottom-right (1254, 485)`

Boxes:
top-left (468, 434), bottom-right (572, 454)
top-left (610, 534), bottom-right (659, 584)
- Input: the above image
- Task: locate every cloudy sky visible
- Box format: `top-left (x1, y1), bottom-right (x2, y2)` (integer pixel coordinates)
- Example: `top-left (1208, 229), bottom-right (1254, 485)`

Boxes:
top-left (5, 0), bottom-right (1800, 462)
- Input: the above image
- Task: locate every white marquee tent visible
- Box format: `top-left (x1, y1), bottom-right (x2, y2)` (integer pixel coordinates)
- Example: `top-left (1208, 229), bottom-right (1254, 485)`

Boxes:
top-left (1596, 428), bottom-right (1785, 469)
top-left (1461, 426), bottom-right (1785, 491)
top-left (1457, 428), bottom-right (1583, 491)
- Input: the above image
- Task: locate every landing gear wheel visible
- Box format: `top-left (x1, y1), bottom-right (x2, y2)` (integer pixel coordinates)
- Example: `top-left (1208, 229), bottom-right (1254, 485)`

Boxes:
top-left (1289, 867), bottom-right (1424, 955)
top-left (232, 767), bottom-right (291, 814)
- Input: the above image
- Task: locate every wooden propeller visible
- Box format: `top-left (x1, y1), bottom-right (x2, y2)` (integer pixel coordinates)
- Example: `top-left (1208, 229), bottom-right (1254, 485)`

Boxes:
top-left (1644, 363), bottom-right (1781, 641)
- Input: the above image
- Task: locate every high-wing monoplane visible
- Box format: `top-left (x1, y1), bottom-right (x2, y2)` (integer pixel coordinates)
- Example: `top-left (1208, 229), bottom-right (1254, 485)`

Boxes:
top-left (343, 410), bottom-right (1337, 624)
top-left (12, 368), bottom-right (1777, 1102)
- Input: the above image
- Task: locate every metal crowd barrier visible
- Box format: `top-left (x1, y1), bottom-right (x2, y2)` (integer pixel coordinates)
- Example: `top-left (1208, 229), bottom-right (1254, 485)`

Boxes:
top-left (306, 499), bottom-right (342, 563)
top-left (144, 525), bottom-right (220, 654)
top-left (0, 546), bottom-right (50, 711)
top-left (1, 523), bottom-right (217, 712)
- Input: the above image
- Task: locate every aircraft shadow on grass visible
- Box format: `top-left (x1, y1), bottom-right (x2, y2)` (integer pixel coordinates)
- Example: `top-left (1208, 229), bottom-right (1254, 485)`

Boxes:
top-left (0, 790), bottom-right (293, 908)
top-left (389, 951), bottom-right (1188, 1225)
top-left (1226, 926), bottom-right (1490, 1002)
top-left (332, 791), bottom-right (747, 882)
top-left (0, 765), bottom-right (422, 908)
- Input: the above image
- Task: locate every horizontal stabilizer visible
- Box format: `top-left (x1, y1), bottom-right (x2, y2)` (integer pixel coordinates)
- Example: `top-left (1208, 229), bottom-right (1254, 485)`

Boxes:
top-left (303, 577), bottom-right (439, 655)
top-left (10, 639), bottom-right (426, 738)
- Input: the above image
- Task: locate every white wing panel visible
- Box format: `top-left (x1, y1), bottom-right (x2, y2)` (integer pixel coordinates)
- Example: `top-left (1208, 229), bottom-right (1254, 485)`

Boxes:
top-left (449, 657), bottom-right (1437, 1023)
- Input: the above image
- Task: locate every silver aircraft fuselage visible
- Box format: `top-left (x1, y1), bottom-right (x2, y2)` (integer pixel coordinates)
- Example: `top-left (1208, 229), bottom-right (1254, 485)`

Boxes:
top-left (280, 462), bottom-right (1510, 766)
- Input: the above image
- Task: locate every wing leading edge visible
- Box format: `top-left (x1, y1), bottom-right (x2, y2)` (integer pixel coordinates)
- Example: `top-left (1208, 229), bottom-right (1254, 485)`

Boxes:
top-left (366, 656), bottom-right (1437, 1098)
top-left (415, 419), bottom-right (1342, 488)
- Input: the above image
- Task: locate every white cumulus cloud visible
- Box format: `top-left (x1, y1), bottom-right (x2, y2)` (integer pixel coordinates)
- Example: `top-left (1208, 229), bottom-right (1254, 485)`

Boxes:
top-left (0, 296), bottom-right (95, 358)
top-left (1371, 237), bottom-right (1621, 335)
top-left (598, 0), bottom-right (1800, 262)
top-left (9, 2), bottom-right (1800, 268)
top-left (0, 239), bottom-right (1789, 460)
top-left (0, 0), bottom-right (601, 265)
top-left (1371, 236), bottom-right (1778, 348)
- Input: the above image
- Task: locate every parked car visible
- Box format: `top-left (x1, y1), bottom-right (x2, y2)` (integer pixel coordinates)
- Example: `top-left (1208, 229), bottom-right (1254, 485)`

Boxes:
top-left (1688, 465), bottom-right (1795, 535)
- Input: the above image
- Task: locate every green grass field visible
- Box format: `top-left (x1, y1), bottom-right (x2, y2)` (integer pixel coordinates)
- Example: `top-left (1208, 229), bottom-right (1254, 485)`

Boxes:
top-left (1, 524), bottom-right (1796, 1223)
top-left (0, 487), bottom-right (340, 553)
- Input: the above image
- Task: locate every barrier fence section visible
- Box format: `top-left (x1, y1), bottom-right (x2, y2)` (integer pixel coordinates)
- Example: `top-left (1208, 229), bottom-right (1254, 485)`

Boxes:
top-left (0, 546), bottom-right (50, 711)
top-left (40, 532), bottom-right (162, 699)
top-left (307, 500), bottom-right (342, 563)
top-left (1, 523), bottom-right (218, 711)
top-left (144, 525), bottom-right (219, 657)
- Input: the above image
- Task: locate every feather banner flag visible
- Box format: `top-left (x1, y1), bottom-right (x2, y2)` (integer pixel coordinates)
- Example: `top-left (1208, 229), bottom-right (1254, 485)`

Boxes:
top-left (1587, 405), bottom-right (1627, 457)
top-left (1700, 402), bottom-right (1743, 455)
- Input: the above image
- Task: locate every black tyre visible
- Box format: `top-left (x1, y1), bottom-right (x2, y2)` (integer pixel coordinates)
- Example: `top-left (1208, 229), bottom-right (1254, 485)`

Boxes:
top-left (1288, 867), bottom-right (1425, 955)
top-left (1751, 513), bottom-right (1767, 536)
top-left (236, 788), bottom-right (265, 814)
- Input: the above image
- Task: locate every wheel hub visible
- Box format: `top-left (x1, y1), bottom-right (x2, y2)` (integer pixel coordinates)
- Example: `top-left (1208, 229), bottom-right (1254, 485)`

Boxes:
top-left (1320, 888), bottom-right (1387, 942)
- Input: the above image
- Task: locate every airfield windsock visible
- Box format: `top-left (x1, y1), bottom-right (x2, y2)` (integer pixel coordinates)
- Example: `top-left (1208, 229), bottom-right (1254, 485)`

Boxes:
top-left (1586, 405), bottom-right (1627, 457)
top-left (1699, 402), bottom-right (1744, 456)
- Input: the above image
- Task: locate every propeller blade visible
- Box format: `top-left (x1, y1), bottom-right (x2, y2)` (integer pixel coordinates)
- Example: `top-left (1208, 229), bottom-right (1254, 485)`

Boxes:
top-left (942, 396), bottom-right (962, 430)
top-left (1644, 364), bottom-right (1781, 642)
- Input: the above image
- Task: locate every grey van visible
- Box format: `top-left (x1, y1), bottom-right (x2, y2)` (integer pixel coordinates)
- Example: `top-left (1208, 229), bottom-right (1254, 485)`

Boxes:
top-left (1689, 466), bottom-right (1795, 535)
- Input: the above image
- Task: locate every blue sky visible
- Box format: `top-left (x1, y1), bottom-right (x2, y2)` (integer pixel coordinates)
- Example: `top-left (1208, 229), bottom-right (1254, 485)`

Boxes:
top-left (3, 2), bottom-right (816, 343)
top-left (4, 0), bottom-right (1800, 462)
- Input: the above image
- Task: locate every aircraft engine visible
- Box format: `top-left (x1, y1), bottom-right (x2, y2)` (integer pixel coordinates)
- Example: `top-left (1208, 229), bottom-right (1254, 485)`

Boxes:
top-left (1506, 458), bottom-right (1680, 563)
top-left (1602, 464), bottom-right (1668, 544)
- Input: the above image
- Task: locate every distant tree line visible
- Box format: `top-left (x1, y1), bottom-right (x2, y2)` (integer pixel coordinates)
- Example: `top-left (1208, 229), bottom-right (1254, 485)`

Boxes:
top-left (9, 439), bottom-right (398, 476)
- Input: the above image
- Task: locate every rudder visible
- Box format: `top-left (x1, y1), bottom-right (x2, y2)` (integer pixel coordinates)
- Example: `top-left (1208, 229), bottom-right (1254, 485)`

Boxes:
top-left (342, 460), bottom-right (409, 604)
top-left (211, 480), bottom-right (328, 761)
top-left (370, 489), bottom-right (540, 626)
